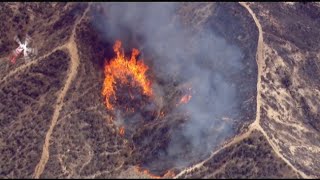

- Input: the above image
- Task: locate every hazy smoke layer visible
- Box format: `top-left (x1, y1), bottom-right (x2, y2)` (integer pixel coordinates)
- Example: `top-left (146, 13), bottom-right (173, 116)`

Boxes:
top-left (95, 2), bottom-right (244, 169)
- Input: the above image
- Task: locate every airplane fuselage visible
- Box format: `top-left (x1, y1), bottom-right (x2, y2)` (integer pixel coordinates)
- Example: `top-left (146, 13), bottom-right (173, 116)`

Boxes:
top-left (9, 46), bottom-right (24, 63)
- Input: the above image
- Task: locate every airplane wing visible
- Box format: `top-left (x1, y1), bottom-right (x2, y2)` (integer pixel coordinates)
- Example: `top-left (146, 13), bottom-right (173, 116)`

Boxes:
top-left (14, 35), bottom-right (22, 45)
top-left (25, 34), bottom-right (32, 46)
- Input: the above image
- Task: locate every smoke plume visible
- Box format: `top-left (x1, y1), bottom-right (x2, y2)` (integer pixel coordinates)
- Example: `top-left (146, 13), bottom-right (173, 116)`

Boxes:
top-left (94, 2), bottom-right (245, 170)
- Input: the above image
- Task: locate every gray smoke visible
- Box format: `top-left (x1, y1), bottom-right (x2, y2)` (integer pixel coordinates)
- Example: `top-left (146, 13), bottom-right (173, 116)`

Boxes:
top-left (95, 2), bottom-right (244, 168)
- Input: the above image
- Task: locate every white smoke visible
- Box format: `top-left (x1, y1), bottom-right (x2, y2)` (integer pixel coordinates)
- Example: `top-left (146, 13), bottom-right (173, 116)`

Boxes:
top-left (93, 2), bottom-right (245, 170)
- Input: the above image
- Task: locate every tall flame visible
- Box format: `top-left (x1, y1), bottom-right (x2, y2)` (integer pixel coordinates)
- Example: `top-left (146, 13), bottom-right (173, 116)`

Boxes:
top-left (102, 40), bottom-right (152, 110)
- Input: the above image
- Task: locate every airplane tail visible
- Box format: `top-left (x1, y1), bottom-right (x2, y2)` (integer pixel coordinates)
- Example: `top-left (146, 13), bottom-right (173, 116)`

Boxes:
top-left (8, 53), bottom-right (17, 64)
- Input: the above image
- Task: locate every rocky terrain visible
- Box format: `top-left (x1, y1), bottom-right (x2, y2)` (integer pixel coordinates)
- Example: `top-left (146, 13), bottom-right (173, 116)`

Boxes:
top-left (0, 2), bottom-right (319, 179)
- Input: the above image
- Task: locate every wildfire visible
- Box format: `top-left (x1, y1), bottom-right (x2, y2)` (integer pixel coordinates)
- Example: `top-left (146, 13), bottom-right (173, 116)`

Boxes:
top-left (159, 111), bottom-right (165, 118)
top-left (163, 170), bottom-right (176, 178)
top-left (119, 126), bottom-right (125, 136)
top-left (177, 87), bottom-right (193, 106)
top-left (179, 94), bottom-right (192, 104)
top-left (134, 166), bottom-right (175, 179)
top-left (102, 40), bottom-right (153, 110)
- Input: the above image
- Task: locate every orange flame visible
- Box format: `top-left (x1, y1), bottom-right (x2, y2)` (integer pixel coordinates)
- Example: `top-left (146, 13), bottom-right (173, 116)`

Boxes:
top-left (179, 94), bottom-right (192, 105)
top-left (119, 126), bottom-right (125, 136)
top-left (134, 166), bottom-right (161, 179)
top-left (159, 111), bottom-right (165, 118)
top-left (102, 40), bottom-right (152, 110)
top-left (163, 170), bottom-right (176, 178)
top-left (134, 166), bottom-right (175, 179)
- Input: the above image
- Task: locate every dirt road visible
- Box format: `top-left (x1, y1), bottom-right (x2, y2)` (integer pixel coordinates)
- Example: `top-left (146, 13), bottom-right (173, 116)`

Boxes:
top-left (33, 5), bottom-right (90, 178)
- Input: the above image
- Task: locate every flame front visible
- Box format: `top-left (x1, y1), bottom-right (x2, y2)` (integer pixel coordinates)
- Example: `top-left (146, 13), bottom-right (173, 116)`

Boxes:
top-left (134, 166), bottom-right (175, 179)
top-left (102, 41), bottom-right (176, 178)
top-left (102, 40), bottom-right (152, 110)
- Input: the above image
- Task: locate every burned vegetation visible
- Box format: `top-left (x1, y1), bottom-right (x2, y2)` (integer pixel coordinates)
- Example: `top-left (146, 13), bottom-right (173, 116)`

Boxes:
top-left (69, 2), bottom-right (259, 176)
top-left (1, 2), bottom-right (319, 179)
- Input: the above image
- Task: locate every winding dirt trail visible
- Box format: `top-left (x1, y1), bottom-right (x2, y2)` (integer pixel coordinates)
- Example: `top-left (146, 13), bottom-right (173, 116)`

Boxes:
top-left (32, 4), bottom-right (90, 179)
top-left (239, 1), bottom-right (264, 131)
top-left (239, 2), bottom-right (309, 178)
top-left (175, 2), bottom-right (309, 178)
top-left (0, 45), bottom-right (65, 84)
top-left (174, 127), bottom-right (253, 178)
top-left (23, 2), bottom-right (311, 179)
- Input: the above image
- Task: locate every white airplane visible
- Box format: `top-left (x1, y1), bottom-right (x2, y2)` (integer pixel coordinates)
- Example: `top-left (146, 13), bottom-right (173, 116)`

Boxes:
top-left (8, 34), bottom-right (37, 64)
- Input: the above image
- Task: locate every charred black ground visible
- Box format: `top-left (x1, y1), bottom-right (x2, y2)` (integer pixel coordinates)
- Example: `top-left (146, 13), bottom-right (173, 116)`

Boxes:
top-left (2, 2), bottom-right (315, 179)
top-left (88, 2), bottom-right (259, 176)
